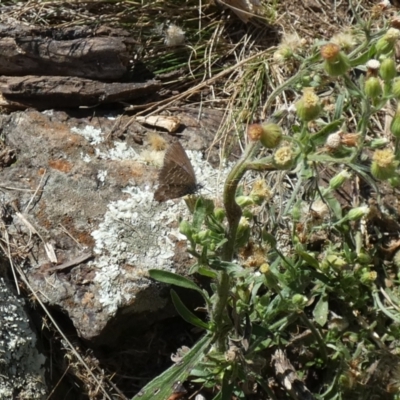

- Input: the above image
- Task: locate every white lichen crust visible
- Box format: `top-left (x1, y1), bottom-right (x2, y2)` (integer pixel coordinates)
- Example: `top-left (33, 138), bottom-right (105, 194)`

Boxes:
top-left (0, 278), bottom-right (47, 399)
top-left (91, 149), bottom-right (231, 314)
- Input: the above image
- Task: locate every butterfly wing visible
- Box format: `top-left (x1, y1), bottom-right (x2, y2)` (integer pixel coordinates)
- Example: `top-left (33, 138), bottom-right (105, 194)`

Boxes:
top-left (154, 142), bottom-right (198, 202)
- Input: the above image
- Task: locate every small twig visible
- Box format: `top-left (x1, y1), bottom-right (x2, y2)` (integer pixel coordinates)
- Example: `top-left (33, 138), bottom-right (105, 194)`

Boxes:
top-left (24, 169), bottom-right (47, 213)
top-left (58, 223), bottom-right (84, 249)
top-left (46, 252), bottom-right (93, 273)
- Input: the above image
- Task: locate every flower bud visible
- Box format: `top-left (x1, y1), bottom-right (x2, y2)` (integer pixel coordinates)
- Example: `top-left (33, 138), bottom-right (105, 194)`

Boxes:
top-left (329, 170), bottom-right (352, 190)
top-left (371, 149), bottom-right (398, 180)
top-left (291, 294), bottom-right (308, 308)
top-left (235, 217), bottom-right (250, 248)
top-left (295, 88), bottom-right (321, 121)
top-left (179, 220), bottom-right (192, 237)
top-left (324, 254), bottom-right (348, 272)
top-left (392, 77), bottom-right (400, 98)
top-left (391, 103), bottom-right (400, 138)
top-left (320, 43), bottom-right (350, 76)
top-left (360, 270), bottom-right (377, 284)
top-left (347, 206), bottom-right (370, 221)
top-left (291, 204), bottom-right (302, 222)
top-left (376, 28), bottom-right (400, 56)
top-left (370, 137), bottom-right (388, 148)
top-left (357, 251), bottom-right (372, 265)
top-left (196, 230), bottom-right (210, 242)
top-left (236, 195), bottom-right (254, 208)
top-left (260, 123), bottom-right (283, 149)
top-left (250, 180), bottom-right (271, 205)
top-left (247, 123), bottom-right (263, 141)
top-left (274, 146), bottom-right (294, 169)
top-left (379, 58), bottom-right (397, 81)
top-left (364, 77), bottom-right (382, 99)
top-left (261, 263), bottom-right (280, 292)
top-left (213, 207), bottom-right (226, 222)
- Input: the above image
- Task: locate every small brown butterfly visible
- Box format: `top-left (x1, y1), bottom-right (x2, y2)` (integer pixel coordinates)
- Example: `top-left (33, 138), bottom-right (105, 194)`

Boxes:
top-left (154, 141), bottom-right (199, 202)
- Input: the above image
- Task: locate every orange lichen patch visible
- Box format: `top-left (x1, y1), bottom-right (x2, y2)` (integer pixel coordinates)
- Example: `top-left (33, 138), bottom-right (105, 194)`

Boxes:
top-left (108, 160), bottom-right (147, 186)
top-left (48, 159), bottom-right (73, 173)
top-left (36, 203), bottom-right (53, 230)
top-left (38, 167), bottom-right (46, 176)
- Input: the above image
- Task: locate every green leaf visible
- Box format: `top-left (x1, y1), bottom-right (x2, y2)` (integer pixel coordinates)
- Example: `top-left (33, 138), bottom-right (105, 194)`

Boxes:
top-left (132, 334), bottom-right (211, 400)
top-left (310, 119), bottom-right (343, 146)
top-left (149, 269), bottom-right (209, 302)
top-left (221, 371), bottom-right (234, 400)
top-left (171, 289), bottom-right (211, 330)
top-left (193, 198), bottom-right (207, 230)
top-left (313, 294), bottom-right (329, 327)
top-left (197, 266), bottom-right (218, 279)
top-left (295, 248), bottom-right (320, 269)
top-left (323, 191), bottom-right (343, 220)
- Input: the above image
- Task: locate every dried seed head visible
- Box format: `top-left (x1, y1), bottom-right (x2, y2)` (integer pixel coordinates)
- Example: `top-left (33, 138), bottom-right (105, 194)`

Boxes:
top-left (331, 32), bottom-right (356, 51)
top-left (164, 24), bottom-right (185, 47)
top-left (247, 123), bottom-right (263, 141)
top-left (340, 132), bottom-right (360, 147)
top-left (148, 132), bottom-right (167, 151)
top-left (326, 132), bottom-right (342, 150)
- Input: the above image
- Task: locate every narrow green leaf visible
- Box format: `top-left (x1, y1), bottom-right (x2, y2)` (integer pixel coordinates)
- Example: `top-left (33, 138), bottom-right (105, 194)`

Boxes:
top-left (132, 335), bottom-right (211, 400)
top-left (221, 371), bottom-right (234, 400)
top-left (171, 289), bottom-right (211, 330)
top-left (313, 294), bottom-right (329, 327)
top-left (295, 249), bottom-right (320, 269)
top-left (149, 269), bottom-right (209, 302)
top-left (197, 266), bottom-right (218, 279)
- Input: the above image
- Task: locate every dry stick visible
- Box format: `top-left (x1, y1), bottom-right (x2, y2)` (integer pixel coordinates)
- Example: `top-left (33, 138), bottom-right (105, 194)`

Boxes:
top-left (15, 263), bottom-right (114, 400)
top-left (2, 230), bottom-right (20, 295)
top-left (24, 169), bottom-right (47, 213)
top-left (46, 251), bottom-right (93, 272)
top-left (121, 50), bottom-right (270, 133)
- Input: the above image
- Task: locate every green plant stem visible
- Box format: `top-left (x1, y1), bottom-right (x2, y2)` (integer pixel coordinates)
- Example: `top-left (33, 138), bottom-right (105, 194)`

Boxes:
top-left (211, 140), bottom-right (261, 351)
top-left (222, 140), bottom-right (261, 261)
top-left (299, 312), bottom-right (328, 363)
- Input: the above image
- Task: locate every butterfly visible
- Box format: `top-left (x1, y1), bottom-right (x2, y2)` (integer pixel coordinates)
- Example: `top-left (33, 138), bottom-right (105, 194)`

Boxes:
top-left (154, 141), bottom-right (199, 202)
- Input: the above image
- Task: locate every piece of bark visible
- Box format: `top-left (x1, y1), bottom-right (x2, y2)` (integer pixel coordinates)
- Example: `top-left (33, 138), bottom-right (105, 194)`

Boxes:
top-left (272, 349), bottom-right (315, 400)
top-left (0, 36), bottom-right (132, 80)
top-left (0, 76), bottom-right (161, 109)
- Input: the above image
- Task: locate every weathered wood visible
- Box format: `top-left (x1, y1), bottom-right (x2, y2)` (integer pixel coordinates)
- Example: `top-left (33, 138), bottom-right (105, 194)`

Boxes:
top-left (0, 36), bottom-right (132, 80)
top-left (0, 76), bottom-right (161, 109)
